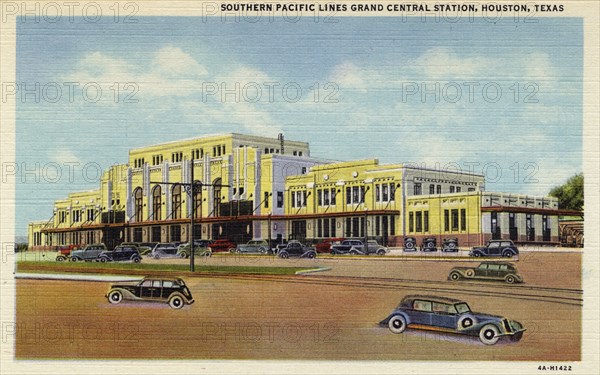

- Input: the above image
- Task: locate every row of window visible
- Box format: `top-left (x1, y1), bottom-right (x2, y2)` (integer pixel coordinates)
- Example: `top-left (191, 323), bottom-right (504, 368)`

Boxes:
top-left (414, 182), bottom-right (477, 195)
top-left (408, 208), bottom-right (468, 233)
top-left (263, 148), bottom-right (304, 156)
top-left (57, 209), bottom-right (96, 224)
top-left (317, 188), bottom-right (337, 207)
top-left (291, 190), bottom-right (308, 208)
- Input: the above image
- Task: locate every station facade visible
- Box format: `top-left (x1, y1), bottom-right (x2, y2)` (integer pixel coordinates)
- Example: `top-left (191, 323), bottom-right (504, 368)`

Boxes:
top-left (28, 133), bottom-right (575, 249)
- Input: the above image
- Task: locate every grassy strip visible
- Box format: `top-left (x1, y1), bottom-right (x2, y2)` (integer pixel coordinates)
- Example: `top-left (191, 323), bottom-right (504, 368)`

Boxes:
top-left (16, 261), bottom-right (309, 275)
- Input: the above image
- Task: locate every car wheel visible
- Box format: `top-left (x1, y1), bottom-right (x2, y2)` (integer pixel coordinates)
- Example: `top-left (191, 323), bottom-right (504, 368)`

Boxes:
top-left (259, 247), bottom-right (266, 254)
top-left (505, 275), bottom-right (516, 284)
top-left (377, 249), bottom-right (385, 256)
top-left (169, 295), bottom-right (184, 309)
top-left (280, 252), bottom-right (289, 259)
top-left (465, 269), bottom-right (475, 277)
top-left (228, 248), bottom-right (236, 253)
top-left (349, 250), bottom-right (358, 255)
top-left (307, 252), bottom-right (316, 259)
top-left (405, 242), bottom-right (414, 250)
top-left (56, 256), bottom-right (66, 262)
top-left (133, 257), bottom-right (141, 263)
top-left (108, 290), bottom-right (123, 304)
top-left (236, 249), bottom-right (242, 254)
top-left (502, 250), bottom-right (513, 257)
top-left (473, 252), bottom-right (481, 257)
top-left (153, 254), bottom-right (160, 259)
top-left (449, 271), bottom-right (462, 281)
top-left (71, 257), bottom-right (78, 262)
top-left (510, 331), bottom-right (524, 342)
top-left (388, 315), bottom-right (407, 334)
top-left (479, 324), bottom-right (500, 345)
top-left (180, 252), bottom-right (189, 259)
top-left (100, 257), bottom-right (107, 263)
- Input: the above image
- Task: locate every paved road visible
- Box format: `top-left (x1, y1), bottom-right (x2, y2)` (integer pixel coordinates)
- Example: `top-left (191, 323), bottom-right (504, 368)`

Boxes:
top-left (14, 252), bottom-right (581, 360)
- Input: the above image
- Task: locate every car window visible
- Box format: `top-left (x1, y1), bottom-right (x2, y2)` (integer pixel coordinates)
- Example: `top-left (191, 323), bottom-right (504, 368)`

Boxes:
top-left (487, 264), bottom-right (500, 271)
top-left (488, 242), bottom-right (500, 248)
top-left (152, 280), bottom-right (161, 287)
top-left (413, 300), bottom-right (433, 312)
top-left (455, 303), bottom-right (471, 313)
top-left (141, 280), bottom-right (152, 287)
top-left (163, 281), bottom-right (173, 288)
top-left (433, 302), bottom-right (457, 314)
top-left (478, 264), bottom-right (488, 269)
top-left (501, 242), bottom-right (512, 247)
top-left (499, 265), bottom-right (508, 271)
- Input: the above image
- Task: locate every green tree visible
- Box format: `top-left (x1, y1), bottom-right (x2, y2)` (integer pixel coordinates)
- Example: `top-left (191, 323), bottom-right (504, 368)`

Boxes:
top-left (549, 173), bottom-right (584, 211)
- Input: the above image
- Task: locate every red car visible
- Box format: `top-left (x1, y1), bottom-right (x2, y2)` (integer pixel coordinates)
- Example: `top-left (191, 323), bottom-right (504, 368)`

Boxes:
top-left (208, 239), bottom-right (237, 253)
top-left (314, 238), bottom-right (346, 253)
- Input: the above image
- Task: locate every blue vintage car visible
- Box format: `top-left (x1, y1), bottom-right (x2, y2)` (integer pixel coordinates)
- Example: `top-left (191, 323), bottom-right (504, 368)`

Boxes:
top-left (379, 295), bottom-right (525, 345)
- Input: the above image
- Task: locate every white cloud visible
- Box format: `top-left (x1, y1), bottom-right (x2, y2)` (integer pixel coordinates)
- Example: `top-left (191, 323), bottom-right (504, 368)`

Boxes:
top-left (51, 149), bottom-right (81, 165)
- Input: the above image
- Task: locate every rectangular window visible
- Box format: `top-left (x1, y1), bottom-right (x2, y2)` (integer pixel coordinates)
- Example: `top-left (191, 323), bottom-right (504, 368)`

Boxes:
top-left (375, 216), bottom-right (380, 236)
top-left (324, 189), bottom-right (330, 205)
top-left (451, 209), bottom-right (459, 231)
top-left (449, 186), bottom-right (455, 193)
top-left (360, 217), bottom-right (365, 237)
top-left (317, 219), bottom-right (323, 238)
top-left (345, 218), bottom-right (352, 237)
top-left (330, 189), bottom-right (336, 205)
top-left (277, 192), bottom-right (284, 208)
top-left (444, 210), bottom-right (450, 231)
top-left (468, 187), bottom-right (476, 192)
top-left (409, 212), bottom-right (414, 232)
top-left (330, 218), bottom-right (336, 237)
top-left (291, 191), bottom-right (296, 208)
top-left (346, 187), bottom-right (351, 204)
top-left (352, 217), bottom-right (360, 237)
top-left (429, 184), bottom-right (435, 194)
top-left (375, 184), bottom-right (381, 202)
top-left (424, 211), bottom-right (429, 232)
top-left (460, 208), bottom-right (466, 231)
top-left (360, 186), bottom-right (365, 203)
top-left (317, 189), bottom-right (323, 206)
top-left (414, 183), bottom-right (422, 195)
top-left (323, 218), bottom-right (330, 237)
top-left (456, 186), bottom-right (461, 193)
top-left (352, 186), bottom-right (359, 204)
top-left (264, 192), bottom-right (269, 208)
top-left (415, 211), bottom-right (422, 232)
top-left (436, 185), bottom-right (442, 194)
top-left (390, 183), bottom-right (396, 201)
top-left (382, 184), bottom-right (389, 201)
top-left (390, 215), bottom-right (396, 235)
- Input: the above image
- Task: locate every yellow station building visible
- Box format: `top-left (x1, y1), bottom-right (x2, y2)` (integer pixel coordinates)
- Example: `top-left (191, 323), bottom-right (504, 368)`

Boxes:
top-left (28, 133), bottom-right (577, 250)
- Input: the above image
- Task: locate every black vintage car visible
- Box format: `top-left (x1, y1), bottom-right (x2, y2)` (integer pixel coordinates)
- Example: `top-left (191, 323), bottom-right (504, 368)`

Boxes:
top-left (442, 238), bottom-right (459, 252)
top-left (98, 245), bottom-right (142, 263)
top-left (470, 240), bottom-right (519, 258)
top-left (277, 240), bottom-right (317, 259)
top-left (448, 262), bottom-right (524, 284)
top-left (380, 295), bottom-right (525, 345)
top-left (403, 237), bottom-right (417, 252)
top-left (421, 237), bottom-right (437, 252)
top-left (330, 239), bottom-right (387, 255)
top-left (106, 277), bottom-right (194, 309)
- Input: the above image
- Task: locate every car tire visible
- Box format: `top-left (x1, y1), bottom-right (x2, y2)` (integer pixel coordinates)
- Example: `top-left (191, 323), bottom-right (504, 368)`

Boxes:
top-left (279, 252), bottom-right (289, 259)
top-left (449, 271), bottom-right (462, 281)
top-left (307, 252), bottom-right (316, 259)
top-left (377, 249), bottom-right (386, 256)
top-left (479, 324), bottom-right (500, 345)
top-left (502, 250), bottom-right (513, 257)
top-left (388, 315), bottom-right (407, 334)
top-left (465, 269), bottom-right (475, 277)
top-left (56, 256), bottom-right (66, 262)
top-left (153, 254), bottom-right (160, 259)
top-left (228, 248), bottom-right (236, 253)
top-left (180, 252), bottom-right (189, 259)
top-left (405, 242), bottom-right (415, 250)
top-left (473, 252), bottom-right (481, 257)
top-left (108, 290), bottom-right (123, 304)
top-left (505, 275), bottom-right (516, 284)
top-left (132, 257), bottom-right (141, 263)
top-left (71, 257), bottom-right (78, 262)
top-left (169, 295), bottom-right (184, 309)
top-left (510, 331), bottom-right (524, 342)
top-left (100, 257), bottom-right (107, 263)
top-left (259, 247), bottom-right (266, 254)
top-left (349, 250), bottom-right (359, 255)
top-left (236, 249), bottom-right (242, 254)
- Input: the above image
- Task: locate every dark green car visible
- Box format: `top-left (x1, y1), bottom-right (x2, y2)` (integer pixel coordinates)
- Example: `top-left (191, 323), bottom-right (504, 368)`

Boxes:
top-left (448, 262), bottom-right (523, 284)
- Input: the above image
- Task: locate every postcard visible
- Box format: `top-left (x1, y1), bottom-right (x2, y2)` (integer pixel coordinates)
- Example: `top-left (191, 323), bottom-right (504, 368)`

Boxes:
top-left (0, 1), bottom-right (598, 374)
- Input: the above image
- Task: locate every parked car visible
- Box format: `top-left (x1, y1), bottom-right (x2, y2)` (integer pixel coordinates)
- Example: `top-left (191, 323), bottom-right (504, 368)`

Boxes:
top-left (55, 244), bottom-right (79, 262)
top-left (234, 239), bottom-right (270, 254)
top-left (470, 240), bottom-right (519, 258)
top-left (98, 245), bottom-right (142, 263)
top-left (448, 262), bottom-right (523, 284)
top-left (208, 239), bottom-right (237, 253)
top-left (314, 237), bottom-right (346, 253)
top-left (150, 243), bottom-right (180, 259)
top-left (421, 237), bottom-right (437, 252)
top-left (442, 238), bottom-right (459, 252)
top-left (176, 242), bottom-right (212, 258)
top-left (403, 237), bottom-right (417, 252)
top-left (330, 239), bottom-right (387, 255)
top-left (121, 242), bottom-right (154, 256)
top-left (278, 240), bottom-right (317, 259)
top-left (70, 243), bottom-right (107, 262)
top-left (379, 295), bottom-right (525, 345)
top-left (106, 277), bottom-right (194, 309)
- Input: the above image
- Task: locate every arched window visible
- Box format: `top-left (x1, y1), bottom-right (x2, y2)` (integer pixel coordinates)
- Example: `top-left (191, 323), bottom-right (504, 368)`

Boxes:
top-left (193, 180), bottom-right (202, 219)
top-left (213, 178), bottom-right (222, 217)
top-left (152, 185), bottom-right (162, 221)
top-left (133, 187), bottom-right (143, 222)
top-left (171, 184), bottom-right (181, 220)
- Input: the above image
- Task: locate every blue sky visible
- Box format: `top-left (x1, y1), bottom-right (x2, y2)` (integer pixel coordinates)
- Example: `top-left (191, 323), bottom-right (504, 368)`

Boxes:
top-left (15, 16), bottom-right (583, 236)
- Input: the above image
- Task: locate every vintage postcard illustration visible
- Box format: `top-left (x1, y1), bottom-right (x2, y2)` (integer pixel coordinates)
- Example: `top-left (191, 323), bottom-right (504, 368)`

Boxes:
top-left (0, 1), bottom-right (598, 374)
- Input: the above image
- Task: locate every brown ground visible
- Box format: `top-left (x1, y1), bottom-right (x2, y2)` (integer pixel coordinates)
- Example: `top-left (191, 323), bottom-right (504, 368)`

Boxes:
top-left (15, 252), bottom-right (581, 360)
